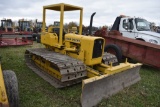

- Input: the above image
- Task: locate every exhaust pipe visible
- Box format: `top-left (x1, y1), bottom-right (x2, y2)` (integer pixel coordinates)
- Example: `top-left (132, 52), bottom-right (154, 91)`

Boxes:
top-left (89, 12), bottom-right (96, 35)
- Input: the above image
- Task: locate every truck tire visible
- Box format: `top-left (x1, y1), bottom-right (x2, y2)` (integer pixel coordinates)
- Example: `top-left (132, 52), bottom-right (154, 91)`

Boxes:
top-left (3, 70), bottom-right (19, 107)
top-left (104, 44), bottom-right (122, 62)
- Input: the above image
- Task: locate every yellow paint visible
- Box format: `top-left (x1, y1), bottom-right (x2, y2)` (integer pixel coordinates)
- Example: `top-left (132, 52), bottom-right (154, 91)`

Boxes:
top-left (0, 64), bottom-right (9, 106)
top-left (68, 27), bottom-right (78, 33)
top-left (86, 67), bottom-right (100, 77)
top-left (32, 55), bottom-right (62, 80)
top-left (83, 63), bottom-right (142, 85)
top-left (36, 3), bottom-right (142, 88)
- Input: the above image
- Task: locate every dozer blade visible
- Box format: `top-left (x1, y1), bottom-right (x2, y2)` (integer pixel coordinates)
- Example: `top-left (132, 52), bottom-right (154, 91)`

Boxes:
top-left (81, 65), bottom-right (141, 107)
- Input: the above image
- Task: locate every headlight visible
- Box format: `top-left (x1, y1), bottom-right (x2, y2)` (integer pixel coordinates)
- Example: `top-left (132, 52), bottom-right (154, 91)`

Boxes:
top-left (149, 39), bottom-right (158, 44)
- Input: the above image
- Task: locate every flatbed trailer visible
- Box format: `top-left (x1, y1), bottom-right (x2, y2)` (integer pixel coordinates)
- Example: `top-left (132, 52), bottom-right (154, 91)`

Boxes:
top-left (0, 34), bottom-right (33, 47)
top-left (0, 18), bottom-right (33, 47)
top-left (103, 31), bottom-right (160, 69)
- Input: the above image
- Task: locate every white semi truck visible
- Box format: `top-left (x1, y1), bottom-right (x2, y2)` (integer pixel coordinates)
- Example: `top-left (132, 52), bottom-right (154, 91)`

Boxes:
top-left (111, 15), bottom-right (160, 45)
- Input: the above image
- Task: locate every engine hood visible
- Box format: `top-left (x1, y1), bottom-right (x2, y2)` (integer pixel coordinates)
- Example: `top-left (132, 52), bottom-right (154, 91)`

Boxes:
top-left (138, 31), bottom-right (160, 38)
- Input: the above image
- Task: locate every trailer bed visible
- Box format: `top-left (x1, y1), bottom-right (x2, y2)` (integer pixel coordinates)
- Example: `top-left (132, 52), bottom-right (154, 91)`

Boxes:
top-left (104, 31), bottom-right (160, 69)
top-left (0, 34), bottom-right (33, 47)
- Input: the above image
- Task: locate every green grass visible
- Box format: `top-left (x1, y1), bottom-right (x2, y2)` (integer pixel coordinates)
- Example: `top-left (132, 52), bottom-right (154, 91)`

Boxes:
top-left (0, 42), bottom-right (160, 107)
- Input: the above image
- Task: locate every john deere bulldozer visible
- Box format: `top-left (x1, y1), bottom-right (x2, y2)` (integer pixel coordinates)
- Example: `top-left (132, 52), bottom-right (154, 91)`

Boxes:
top-left (0, 62), bottom-right (19, 107)
top-left (25, 3), bottom-right (142, 107)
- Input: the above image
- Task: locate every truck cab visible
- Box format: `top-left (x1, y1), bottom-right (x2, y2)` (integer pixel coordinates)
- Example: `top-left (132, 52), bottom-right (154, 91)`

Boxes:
top-left (111, 16), bottom-right (160, 45)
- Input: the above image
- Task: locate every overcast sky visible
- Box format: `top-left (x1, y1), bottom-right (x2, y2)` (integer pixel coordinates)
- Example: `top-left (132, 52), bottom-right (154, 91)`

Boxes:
top-left (0, 0), bottom-right (159, 26)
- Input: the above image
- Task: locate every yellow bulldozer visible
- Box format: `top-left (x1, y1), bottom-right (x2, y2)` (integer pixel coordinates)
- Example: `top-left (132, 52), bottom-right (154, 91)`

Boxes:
top-left (0, 61), bottom-right (19, 107)
top-left (25, 3), bottom-right (142, 107)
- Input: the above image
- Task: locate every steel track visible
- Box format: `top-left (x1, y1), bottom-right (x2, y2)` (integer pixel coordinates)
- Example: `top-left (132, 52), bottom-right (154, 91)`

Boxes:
top-left (25, 48), bottom-right (118, 88)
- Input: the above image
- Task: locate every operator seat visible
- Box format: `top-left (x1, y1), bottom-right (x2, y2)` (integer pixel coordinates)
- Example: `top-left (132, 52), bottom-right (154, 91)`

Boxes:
top-left (52, 28), bottom-right (66, 40)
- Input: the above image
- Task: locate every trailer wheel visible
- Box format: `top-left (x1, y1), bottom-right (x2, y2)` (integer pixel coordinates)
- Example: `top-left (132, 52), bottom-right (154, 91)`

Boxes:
top-left (104, 44), bottom-right (122, 62)
top-left (3, 70), bottom-right (19, 107)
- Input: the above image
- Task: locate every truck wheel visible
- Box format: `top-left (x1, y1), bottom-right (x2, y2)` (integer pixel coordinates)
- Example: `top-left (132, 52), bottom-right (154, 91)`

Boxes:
top-left (104, 44), bottom-right (122, 62)
top-left (3, 70), bottom-right (19, 107)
